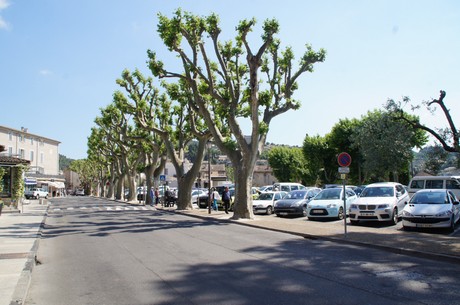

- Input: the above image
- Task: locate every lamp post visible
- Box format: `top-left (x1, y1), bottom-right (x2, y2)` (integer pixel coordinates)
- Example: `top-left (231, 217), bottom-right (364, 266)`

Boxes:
top-left (207, 140), bottom-right (212, 214)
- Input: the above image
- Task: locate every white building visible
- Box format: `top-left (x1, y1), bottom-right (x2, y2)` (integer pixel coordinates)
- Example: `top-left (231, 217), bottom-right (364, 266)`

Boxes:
top-left (0, 125), bottom-right (65, 195)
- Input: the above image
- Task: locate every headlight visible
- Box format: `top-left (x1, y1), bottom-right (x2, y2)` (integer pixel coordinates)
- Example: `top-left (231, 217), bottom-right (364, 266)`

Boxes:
top-left (327, 203), bottom-right (337, 208)
top-left (402, 210), bottom-right (413, 217)
top-left (350, 204), bottom-right (357, 209)
top-left (377, 204), bottom-right (390, 209)
top-left (436, 210), bottom-right (452, 217)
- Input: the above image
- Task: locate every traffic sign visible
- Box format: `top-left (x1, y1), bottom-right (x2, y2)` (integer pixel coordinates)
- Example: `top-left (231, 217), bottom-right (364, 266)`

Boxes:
top-left (337, 152), bottom-right (352, 167)
top-left (160, 175), bottom-right (166, 181)
top-left (338, 167), bottom-right (350, 174)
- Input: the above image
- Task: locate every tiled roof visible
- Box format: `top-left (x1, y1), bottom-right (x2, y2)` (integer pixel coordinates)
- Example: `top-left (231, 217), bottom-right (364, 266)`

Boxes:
top-left (0, 156), bottom-right (30, 165)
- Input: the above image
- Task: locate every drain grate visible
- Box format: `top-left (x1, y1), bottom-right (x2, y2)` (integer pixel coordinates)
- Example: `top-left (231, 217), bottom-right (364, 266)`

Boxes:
top-left (0, 252), bottom-right (30, 260)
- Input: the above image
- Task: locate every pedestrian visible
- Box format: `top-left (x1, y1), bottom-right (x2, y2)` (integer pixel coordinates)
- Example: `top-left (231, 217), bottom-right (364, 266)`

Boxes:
top-left (154, 187), bottom-right (160, 206)
top-left (211, 188), bottom-right (220, 211)
top-left (222, 186), bottom-right (232, 214)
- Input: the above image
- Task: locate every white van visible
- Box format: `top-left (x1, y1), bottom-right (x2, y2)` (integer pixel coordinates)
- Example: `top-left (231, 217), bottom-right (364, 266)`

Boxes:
top-left (272, 182), bottom-right (306, 193)
top-left (408, 176), bottom-right (460, 198)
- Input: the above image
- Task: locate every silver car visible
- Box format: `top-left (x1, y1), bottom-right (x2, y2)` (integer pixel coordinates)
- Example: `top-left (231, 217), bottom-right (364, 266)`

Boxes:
top-left (349, 182), bottom-right (410, 225)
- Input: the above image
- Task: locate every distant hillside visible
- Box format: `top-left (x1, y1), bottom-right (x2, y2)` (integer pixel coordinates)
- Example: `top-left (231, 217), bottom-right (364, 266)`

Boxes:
top-left (59, 154), bottom-right (75, 171)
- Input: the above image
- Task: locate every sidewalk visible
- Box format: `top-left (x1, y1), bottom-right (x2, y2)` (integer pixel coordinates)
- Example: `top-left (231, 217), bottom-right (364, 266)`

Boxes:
top-left (0, 200), bottom-right (48, 305)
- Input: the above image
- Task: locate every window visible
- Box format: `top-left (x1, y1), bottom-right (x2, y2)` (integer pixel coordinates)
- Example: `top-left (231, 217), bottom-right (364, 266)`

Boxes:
top-left (446, 180), bottom-right (460, 190)
top-left (19, 134), bottom-right (23, 142)
top-left (30, 151), bottom-right (34, 162)
top-left (426, 180), bottom-right (444, 189)
top-left (30, 137), bottom-right (34, 145)
top-left (8, 132), bottom-right (12, 141)
top-left (410, 180), bottom-right (424, 189)
top-left (8, 147), bottom-right (12, 156)
top-left (40, 152), bottom-right (44, 164)
top-left (19, 149), bottom-right (25, 159)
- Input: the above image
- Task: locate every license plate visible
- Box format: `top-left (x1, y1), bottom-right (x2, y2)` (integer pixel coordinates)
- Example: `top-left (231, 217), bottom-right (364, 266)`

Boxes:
top-left (280, 212), bottom-right (288, 216)
top-left (417, 223), bottom-right (433, 228)
top-left (360, 212), bottom-right (374, 216)
top-left (311, 210), bottom-right (324, 214)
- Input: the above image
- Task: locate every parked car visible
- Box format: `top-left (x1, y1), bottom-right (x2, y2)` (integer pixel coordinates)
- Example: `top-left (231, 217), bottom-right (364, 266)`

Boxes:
top-left (75, 189), bottom-right (85, 196)
top-left (272, 182), bottom-right (306, 192)
top-left (258, 185), bottom-right (274, 193)
top-left (274, 188), bottom-right (321, 217)
top-left (306, 187), bottom-right (357, 220)
top-left (349, 182), bottom-right (410, 225)
top-left (402, 189), bottom-right (460, 232)
top-left (408, 175), bottom-right (460, 198)
top-left (25, 188), bottom-right (48, 199)
top-left (191, 189), bottom-right (208, 207)
top-left (252, 191), bottom-right (288, 215)
top-left (197, 188), bottom-right (235, 210)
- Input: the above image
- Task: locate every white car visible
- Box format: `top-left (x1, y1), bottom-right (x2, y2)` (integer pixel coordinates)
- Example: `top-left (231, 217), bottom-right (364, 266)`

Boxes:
top-left (402, 189), bottom-right (460, 232)
top-left (349, 182), bottom-right (410, 225)
top-left (253, 191), bottom-right (288, 215)
top-left (191, 189), bottom-right (208, 205)
top-left (306, 187), bottom-right (357, 220)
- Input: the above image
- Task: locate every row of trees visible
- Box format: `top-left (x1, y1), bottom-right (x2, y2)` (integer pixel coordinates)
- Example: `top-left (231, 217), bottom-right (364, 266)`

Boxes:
top-left (70, 9), bottom-right (458, 220)
top-left (71, 9), bottom-right (326, 220)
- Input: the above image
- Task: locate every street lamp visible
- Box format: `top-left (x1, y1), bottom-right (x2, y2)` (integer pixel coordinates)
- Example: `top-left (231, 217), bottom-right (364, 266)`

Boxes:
top-left (207, 140), bottom-right (212, 214)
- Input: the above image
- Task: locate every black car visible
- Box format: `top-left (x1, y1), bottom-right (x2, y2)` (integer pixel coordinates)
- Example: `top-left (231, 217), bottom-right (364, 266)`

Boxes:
top-left (274, 188), bottom-right (321, 217)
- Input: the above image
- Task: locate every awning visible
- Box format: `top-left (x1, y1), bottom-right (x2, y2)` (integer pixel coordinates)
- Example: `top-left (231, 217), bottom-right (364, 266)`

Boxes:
top-left (24, 178), bottom-right (37, 185)
top-left (44, 181), bottom-right (66, 188)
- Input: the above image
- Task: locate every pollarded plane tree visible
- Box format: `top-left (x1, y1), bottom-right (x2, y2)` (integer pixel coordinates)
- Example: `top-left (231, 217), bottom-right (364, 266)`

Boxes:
top-left (117, 69), bottom-right (211, 210)
top-left (148, 9), bottom-right (326, 219)
top-left (115, 70), bottom-right (169, 205)
top-left (94, 100), bottom-right (146, 201)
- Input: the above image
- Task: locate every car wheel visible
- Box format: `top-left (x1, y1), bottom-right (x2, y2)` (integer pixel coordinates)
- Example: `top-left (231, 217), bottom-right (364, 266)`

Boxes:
top-left (276, 213), bottom-right (281, 217)
top-left (308, 217), bottom-right (316, 221)
top-left (350, 220), bottom-right (359, 225)
top-left (45, 195), bottom-right (48, 199)
top-left (448, 217), bottom-right (455, 233)
top-left (390, 208), bottom-right (398, 225)
top-left (337, 207), bottom-right (344, 220)
top-left (402, 225), bottom-right (410, 231)
top-left (266, 206), bottom-right (273, 215)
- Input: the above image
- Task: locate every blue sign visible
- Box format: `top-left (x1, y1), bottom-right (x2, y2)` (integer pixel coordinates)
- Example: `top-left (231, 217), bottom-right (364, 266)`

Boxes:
top-left (160, 175), bottom-right (166, 181)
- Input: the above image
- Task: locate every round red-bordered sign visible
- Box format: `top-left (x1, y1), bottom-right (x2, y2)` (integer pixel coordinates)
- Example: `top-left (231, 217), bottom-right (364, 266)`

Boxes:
top-left (337, 152), bottom-right (352, 167)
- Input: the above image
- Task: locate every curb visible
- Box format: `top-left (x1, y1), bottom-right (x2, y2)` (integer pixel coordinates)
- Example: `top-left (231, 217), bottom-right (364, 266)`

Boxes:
top-left (9, 204), bottom-right (49, 305)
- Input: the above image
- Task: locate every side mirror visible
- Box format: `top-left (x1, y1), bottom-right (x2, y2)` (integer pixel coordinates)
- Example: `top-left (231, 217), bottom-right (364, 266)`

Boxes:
top-left (453, 201), bottom-right (459, 205)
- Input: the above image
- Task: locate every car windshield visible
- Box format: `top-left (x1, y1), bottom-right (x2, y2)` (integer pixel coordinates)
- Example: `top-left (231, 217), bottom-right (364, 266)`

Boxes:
top-left (314, 188), bottom-right (341, 200)
top-left (360, 187), bottom-right (394, 197)
top-left (258, 193), bottom-right (274, 200)
top-left (410, 192), bottom-right (449, 204)
top-left (284, 191), bottom-right (307, 199)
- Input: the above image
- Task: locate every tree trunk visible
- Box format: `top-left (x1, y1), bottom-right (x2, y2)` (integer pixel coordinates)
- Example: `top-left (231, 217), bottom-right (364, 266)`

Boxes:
top-left (115, 174), bottom-right (125, 200)
top-left (144, 165), bottom-right (155, 205)
top-left (176, 174), bottom-right (195, 210)
top-left (127, 175), bottom-right (137, 202)
top-left (231, 160), bottom-right (255, 220)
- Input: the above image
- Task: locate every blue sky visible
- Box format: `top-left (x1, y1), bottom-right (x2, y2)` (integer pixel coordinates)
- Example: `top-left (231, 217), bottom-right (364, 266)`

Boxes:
top-left (1, 0), bottom-right (459, 160)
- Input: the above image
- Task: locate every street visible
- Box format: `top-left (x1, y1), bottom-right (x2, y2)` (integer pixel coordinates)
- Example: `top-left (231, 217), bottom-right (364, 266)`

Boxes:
top-left (26, 197), bottom-right (460, 305)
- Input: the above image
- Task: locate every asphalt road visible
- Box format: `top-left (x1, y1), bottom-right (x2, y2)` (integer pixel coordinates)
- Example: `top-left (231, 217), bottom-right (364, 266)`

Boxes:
top-left (25, 197), bottom-right (460, 305)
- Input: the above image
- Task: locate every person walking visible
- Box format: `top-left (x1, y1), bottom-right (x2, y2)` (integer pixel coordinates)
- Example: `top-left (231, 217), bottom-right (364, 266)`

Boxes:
top-left (222, 186), bottom-right (232, 214)
top-left (211, 188), bottom-right (220, 211)
top-left (154, 188), bottom-right (160, 206)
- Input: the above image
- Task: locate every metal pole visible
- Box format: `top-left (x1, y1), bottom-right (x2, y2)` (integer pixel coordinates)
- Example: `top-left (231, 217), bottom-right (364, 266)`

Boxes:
top-left (343, 177), bottom-right (347, 237)
top-left (208, 142), bottom-right (211, 214)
